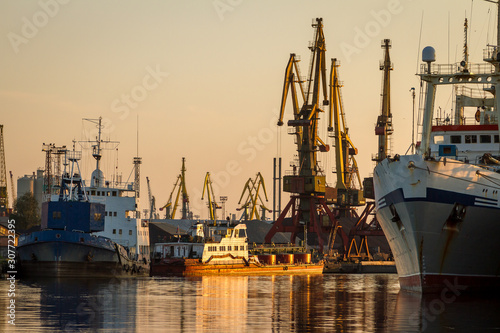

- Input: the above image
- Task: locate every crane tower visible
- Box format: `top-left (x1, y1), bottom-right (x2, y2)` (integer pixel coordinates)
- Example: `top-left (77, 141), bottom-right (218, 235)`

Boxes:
top-left (265, 18), bottom-right (349, 253)
top-left (0, 125), bottom-right (8, 215)
top-left (373, 39), bottom-right (394, 163)
top-left (160, 158), bottom-right (191, 220)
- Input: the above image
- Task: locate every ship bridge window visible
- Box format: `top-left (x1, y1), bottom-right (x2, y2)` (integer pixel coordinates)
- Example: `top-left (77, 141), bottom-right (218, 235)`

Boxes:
top-left (450, 135), bottom-right (461, 144)
top-left (465, 135), bottom-right (477, 144)
top-left (480, 135), bottom-right (492, 143)
top-left (495, 135), bottom-right (499, 143)
top-left (433, 135), bottom-right (444, 144)
top-left (112, 191), bottom-right (117, 196)
top-left (52, 211), bottom-right (61, 219)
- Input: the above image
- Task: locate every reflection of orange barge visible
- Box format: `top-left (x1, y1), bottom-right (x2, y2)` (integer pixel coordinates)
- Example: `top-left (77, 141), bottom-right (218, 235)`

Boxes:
top-left (150, 223), bottom-right (323, 276)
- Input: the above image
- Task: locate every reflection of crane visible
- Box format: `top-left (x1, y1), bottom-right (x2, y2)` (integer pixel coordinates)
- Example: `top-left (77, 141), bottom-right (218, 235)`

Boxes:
top-left (146, 177), bottom-right (157, 219)
top-left (201, 172), bottom-right (220, 221)
top-left (265, 18), bottom-right (349, 254)
top-left (330, 58), bottom-right (365, 210)
top-left (159, 158), bottom-right (190, 219)
top-left (9, 171), bottom-right (15, 209)
top-left (237, 172), bottom-right (271, 221)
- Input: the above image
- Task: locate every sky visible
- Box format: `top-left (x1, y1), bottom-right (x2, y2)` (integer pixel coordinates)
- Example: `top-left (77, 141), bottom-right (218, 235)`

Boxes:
top-left (0, 0), bottom-right (497, 220)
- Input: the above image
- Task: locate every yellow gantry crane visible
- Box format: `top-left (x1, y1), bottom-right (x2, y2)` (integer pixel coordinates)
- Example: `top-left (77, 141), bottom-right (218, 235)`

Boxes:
top-left (237, 172), bottom-right (271, 221)
top-left (201, 172), bottom-right (220, 221)
top-left (160, 158), bottom-right (190, 219)
top-left (329, 58), bottom-right (364, 208)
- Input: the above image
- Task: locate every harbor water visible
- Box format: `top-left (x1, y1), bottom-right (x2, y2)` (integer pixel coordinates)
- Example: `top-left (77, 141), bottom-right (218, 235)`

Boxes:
top-left (1, 274), bottom-right (499, 332)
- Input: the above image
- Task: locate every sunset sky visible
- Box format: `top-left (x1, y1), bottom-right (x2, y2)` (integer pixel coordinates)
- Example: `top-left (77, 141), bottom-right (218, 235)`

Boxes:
top-left (1, 0), bottom-right (497, 219)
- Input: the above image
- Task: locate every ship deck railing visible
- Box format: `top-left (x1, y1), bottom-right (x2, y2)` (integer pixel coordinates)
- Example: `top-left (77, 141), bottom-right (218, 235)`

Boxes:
top-left (432, 116), bottom-right (498, 127)
top-left (419, 62), bottom-right (496, 75)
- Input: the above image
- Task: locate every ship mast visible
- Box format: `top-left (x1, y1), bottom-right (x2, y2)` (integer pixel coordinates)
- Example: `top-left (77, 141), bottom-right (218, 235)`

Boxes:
top-left (83, 117), bottom-right (104, 187)
top-left (486, 0), bottom-right (500, 47)
top-left (81, 117), bottom-right (118, 188)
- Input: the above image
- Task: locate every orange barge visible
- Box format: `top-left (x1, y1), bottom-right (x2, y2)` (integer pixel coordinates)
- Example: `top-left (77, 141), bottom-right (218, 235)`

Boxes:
top-left (150, 223), bottom-right (323, 276)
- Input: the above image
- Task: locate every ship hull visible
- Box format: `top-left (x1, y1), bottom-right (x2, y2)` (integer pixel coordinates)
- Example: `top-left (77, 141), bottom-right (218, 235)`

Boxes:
top-left (151, 258), bottom-right (324, 277)
top-left (374, 154), bottom-right (500, 293)
top-left (17, 230), bottom-right (148, 278)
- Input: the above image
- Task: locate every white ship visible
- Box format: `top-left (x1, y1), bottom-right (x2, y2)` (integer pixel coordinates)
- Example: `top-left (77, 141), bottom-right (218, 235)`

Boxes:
top-left (374, 4), bottom-right (500, 293)
top-left (18, 118), bottom-right (149, 277)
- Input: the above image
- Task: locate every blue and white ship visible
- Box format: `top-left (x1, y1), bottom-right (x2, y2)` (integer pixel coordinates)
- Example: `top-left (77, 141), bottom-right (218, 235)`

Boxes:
top-left (17, 118), bottom-right (149, 278)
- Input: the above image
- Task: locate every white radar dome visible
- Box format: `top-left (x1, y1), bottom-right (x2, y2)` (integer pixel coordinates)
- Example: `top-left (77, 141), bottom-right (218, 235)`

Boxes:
top-left (422, 46), bottom-right (436, 63)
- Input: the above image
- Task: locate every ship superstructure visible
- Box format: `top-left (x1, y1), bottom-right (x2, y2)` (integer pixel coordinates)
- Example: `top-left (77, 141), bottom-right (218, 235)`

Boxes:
top-left (81, 117), bottom-right (150, 262)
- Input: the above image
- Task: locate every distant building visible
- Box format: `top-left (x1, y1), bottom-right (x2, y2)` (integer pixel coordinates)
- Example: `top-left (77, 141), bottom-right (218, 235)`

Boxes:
top-left (17, 168), bottom-right (45, 214)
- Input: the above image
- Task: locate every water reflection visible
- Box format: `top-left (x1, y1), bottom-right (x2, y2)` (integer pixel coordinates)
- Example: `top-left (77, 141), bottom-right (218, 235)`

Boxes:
top-left (148, 274), bottom-right (402, 332)
top-left (0, 274), bottom-right (498, 332)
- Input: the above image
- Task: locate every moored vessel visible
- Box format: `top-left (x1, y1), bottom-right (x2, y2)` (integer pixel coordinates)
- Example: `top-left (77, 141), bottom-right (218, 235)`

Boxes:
top-left (17, 118), bottom-right (149, 277)
top-left (374, 4), bottom-right (500, 293)
top-left (150, 222), bottom-right (323, 276)
top-left (17, 151), bottom-right (144, 277)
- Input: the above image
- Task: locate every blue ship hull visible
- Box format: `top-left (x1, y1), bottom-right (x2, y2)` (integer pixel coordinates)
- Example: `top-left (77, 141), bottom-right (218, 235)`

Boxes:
top-left (17, 230), bottom-right (147, 278)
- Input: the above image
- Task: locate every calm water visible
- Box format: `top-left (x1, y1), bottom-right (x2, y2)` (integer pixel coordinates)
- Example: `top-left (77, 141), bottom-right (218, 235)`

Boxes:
top-left (0, 274), bottom-right (499, 332)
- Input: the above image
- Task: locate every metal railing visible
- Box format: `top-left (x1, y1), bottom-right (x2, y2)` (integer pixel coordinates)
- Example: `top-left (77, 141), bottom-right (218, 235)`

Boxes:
top-left (419, 62), bottom-right (496, 75)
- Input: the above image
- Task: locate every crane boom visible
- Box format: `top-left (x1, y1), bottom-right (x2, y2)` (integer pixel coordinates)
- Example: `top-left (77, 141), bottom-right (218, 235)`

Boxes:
top-left (201, 172), bottom-right (220, 221)
top-left (160, 158), bottom-right (191, 219)
top-left (237, 172), bottom-right (270, 221)
top-left (279, 18), bottom-right (331, 196)
top-left (329, 58), bottom-right (364, 207)
top-left (374, 39), bottom-right (394, 163)
top-left (265, 18), bottom-right (351, 254)
top-left (146, 176), bottom-right (157, 219)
